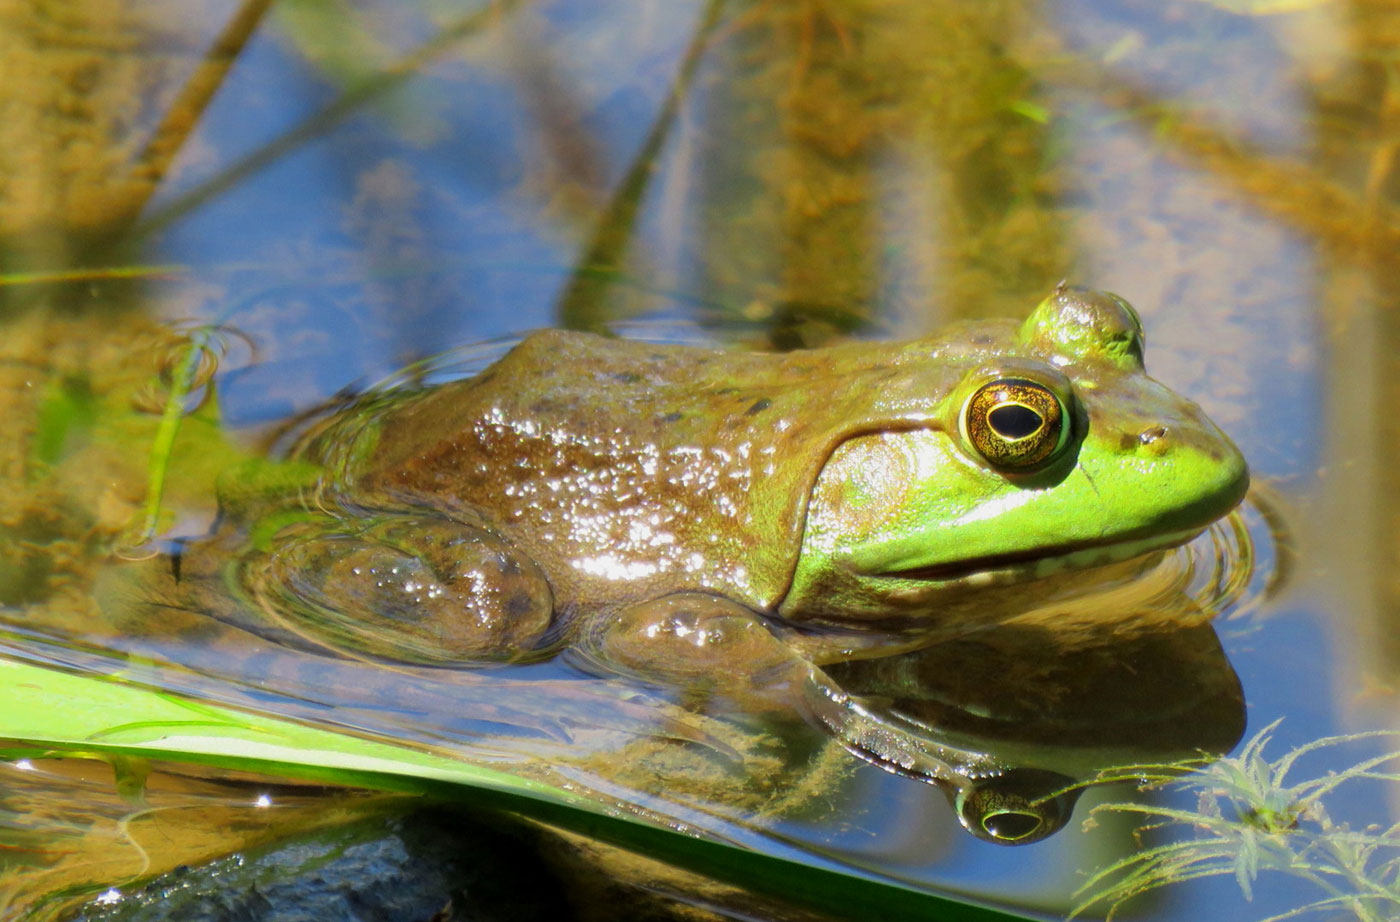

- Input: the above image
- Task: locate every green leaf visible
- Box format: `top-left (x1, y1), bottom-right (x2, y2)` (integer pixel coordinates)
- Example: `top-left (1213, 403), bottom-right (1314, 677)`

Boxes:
top-left (1008, 100), bottom-right (1051, 124)
top-left (0, 658), bottom-right (1038, 921)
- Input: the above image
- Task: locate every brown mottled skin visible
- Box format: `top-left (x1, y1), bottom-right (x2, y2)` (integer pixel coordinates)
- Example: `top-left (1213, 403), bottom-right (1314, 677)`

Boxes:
top-left (341, 329), bottom-right (975, 615)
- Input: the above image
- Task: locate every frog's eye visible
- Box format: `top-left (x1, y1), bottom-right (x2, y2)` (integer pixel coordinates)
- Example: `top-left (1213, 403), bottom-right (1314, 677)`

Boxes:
top-left (962, 378), bottom-right (1069, 471)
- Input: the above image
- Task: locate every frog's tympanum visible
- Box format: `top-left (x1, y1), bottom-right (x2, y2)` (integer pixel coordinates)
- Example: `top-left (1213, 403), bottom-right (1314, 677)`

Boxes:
top-left (224, 287), bottom-right (1247, 842)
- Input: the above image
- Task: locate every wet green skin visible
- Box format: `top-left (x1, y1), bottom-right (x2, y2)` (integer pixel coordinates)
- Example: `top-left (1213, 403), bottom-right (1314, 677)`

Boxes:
top-left (228, 287), bottom-right (1247, 839)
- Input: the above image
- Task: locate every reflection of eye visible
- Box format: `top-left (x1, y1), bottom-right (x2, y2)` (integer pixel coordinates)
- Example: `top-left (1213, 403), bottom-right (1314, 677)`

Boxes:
top-left (978, 804), bottom-right (1045, 843)
top-left (963, 378), bottom-right (1069, 471)
top-left (956, 769), bottom-right (1081, 846)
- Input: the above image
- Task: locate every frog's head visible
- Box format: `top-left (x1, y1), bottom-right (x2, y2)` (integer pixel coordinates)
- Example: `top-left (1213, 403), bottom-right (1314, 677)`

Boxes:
top-left (781, 287), bottom-right (1249, 622)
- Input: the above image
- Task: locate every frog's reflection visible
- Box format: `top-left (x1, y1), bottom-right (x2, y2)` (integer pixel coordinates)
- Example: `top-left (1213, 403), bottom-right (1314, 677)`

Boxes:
top-left (824, 618), bottom-right (1245, 844)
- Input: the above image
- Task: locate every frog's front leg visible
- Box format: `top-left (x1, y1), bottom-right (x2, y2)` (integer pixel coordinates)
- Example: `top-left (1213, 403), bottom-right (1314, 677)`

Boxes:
top-left (242, 511), bottom-right (556, 665)
top-left (576, 593), bottom-right (1076, 843)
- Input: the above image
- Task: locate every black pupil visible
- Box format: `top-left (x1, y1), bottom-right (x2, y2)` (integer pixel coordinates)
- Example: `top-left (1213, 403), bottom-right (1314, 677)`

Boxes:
top-left (988, 404), bottom-right (1043, 440)
top-left (984, 811), bottom-right (1042, 841)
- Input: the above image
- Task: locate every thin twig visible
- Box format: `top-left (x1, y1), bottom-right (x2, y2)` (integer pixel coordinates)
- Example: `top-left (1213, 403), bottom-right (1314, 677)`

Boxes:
top-left (132, 0), bottom-right (525, 240)
top-left (131, 0), bottom-right (275, 194)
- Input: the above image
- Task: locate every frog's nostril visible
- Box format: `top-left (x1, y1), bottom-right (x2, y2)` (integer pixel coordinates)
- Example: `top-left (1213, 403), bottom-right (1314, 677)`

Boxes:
top-left (1139, 425), bottom-right (1168, 445)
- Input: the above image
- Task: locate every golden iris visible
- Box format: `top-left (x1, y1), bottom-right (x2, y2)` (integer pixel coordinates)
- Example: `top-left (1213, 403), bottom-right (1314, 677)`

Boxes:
top-left (963, 378), bottom-right (1068, 470)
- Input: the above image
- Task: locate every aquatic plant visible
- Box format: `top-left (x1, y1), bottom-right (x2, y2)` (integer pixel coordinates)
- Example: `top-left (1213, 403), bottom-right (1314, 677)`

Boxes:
top-left (1072, 720), bottom-right (1400, 922)
top-left (0, 658), bottom-right (1038, 922)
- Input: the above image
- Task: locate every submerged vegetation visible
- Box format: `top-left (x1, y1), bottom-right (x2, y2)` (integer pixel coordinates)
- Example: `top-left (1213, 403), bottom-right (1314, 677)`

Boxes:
top-left (1073, 721), bottom-right (1400, 922)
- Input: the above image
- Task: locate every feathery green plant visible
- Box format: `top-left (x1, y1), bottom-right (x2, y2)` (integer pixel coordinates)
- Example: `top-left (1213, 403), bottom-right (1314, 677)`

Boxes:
top-left (1072, 719), bottom-right (1400, 922)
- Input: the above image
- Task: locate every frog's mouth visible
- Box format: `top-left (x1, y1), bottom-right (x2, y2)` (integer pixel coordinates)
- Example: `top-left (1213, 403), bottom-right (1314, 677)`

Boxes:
top-left (878, 527), bottom-right (1204, 585)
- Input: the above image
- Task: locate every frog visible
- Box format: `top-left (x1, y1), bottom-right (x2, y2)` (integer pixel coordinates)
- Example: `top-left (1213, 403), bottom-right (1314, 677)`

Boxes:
top-left (217, 285), bottom-right (1248, 841)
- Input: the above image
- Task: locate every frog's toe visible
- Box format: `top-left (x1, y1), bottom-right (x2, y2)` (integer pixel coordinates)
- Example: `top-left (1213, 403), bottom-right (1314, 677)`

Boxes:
top-left (244, 512), bottom-right (555, 664)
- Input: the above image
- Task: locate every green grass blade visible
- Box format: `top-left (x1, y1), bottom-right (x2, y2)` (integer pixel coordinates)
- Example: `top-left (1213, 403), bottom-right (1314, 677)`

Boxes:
top-left (0, 658), bottom-right (1039, 922)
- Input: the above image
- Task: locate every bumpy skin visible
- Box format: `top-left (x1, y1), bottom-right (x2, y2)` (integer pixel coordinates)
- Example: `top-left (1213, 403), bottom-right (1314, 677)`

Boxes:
top-left (270, 287), bottom-right (1244, 650)
top-left (234, 287), bottom-right (1249, 829)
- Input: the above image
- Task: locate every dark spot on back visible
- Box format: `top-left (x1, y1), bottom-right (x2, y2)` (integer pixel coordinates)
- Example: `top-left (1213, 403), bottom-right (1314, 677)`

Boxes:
top-left (746, 398), bottom-right (773, 416)
top-left (529, 397), bottom-right (572, 414)
top-left (610, 372), bottom-right (643, 384)
top-left (505, 591), bottom-right (536, 618)
top-left (661, 411), bottom-right (684, 423)
top-left (1139, 425), bottom-right (1168, 445)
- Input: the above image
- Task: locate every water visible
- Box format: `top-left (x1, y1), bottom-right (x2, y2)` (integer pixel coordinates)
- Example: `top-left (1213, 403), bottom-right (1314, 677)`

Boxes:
top-left (0, 0), bottom-right (1396, 919)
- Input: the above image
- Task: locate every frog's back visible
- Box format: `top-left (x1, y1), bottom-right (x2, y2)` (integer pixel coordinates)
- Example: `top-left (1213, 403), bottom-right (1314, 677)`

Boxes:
top-left (342, 330), bottom-right (969, 611)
